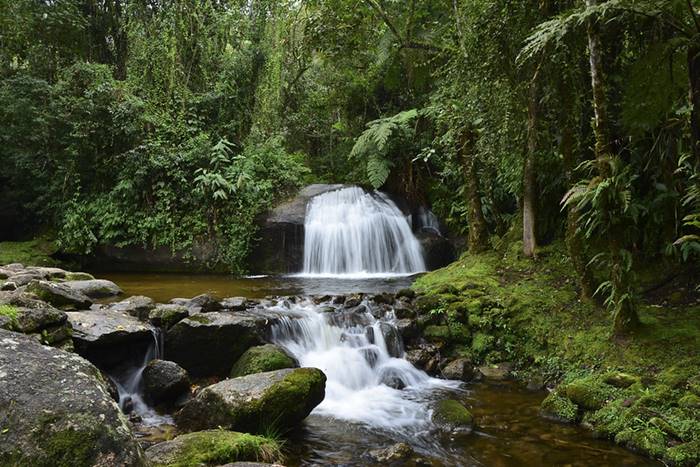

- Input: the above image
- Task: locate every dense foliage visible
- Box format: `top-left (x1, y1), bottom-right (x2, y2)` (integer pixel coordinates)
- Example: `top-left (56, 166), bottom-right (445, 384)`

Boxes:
top-left (1, 0), bottom-right (698, 333)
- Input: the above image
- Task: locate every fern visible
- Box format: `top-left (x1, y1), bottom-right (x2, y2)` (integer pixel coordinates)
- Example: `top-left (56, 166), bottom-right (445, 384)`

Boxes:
top-left (367, 155), bottom-right (392, 189)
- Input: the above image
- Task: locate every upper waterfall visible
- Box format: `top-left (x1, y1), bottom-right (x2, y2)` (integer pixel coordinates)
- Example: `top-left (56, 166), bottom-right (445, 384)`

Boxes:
top-left (300, 186), bottom-right (425, 277)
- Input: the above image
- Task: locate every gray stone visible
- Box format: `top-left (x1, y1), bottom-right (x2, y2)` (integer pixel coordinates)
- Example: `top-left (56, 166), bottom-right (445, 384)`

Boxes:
top-left (62, 279), bottom-right (122, 298)
top-left (369, 442), bottom-right (415, 463)
top-left (222, 296), bottom-right (248, 311)
top-left (165, 312), bottom-right (263, 377)
top-left (176, 368), bottom-right (326, 433)
top-left (142, 359), bottom-right (190, 406)
top-left (26, 280), bottom-right (92, 310)
top-left (0, 329), bottom-right (147, 465)
top-left (478, 362), bottom-right (513, 381)
top-left (148, 304), bottom-right (189, 329)
top-left (441, 358), bottom-right (476, 382)
top-left (107, 295), bottom-right (155, 320)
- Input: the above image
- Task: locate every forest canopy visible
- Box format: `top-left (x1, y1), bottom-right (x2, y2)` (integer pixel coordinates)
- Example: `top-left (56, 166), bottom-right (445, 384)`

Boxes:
top-left (1, 0), bottom-right (699, 335)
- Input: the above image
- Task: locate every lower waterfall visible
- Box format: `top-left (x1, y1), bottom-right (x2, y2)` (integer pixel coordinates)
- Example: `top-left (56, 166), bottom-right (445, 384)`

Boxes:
top-left (300, 186), bottom-right (425, 277)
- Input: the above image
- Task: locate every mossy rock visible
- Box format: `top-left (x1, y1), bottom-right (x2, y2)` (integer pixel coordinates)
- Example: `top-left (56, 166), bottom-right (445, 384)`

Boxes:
top-left (63, 272), bottom-right (95, 281)
top-left (432, 399), bottom-right (474, 433)
top-left (423, 324), bottom-right (469, 345)
top-left (540, 392), bottom-right (579, 423)
top-left (561, 377), bottom-right (613, 411)
top-left (603, 372), bottom-right (640, 389)
top-left (149, 305), bottom-right (189, 329)
top-left (615, 427), bottom-right (667, 458)
top-left (230, 344), bottom-right (296, 377)
top-left (678, 393), bottom-right (700, 409)
top-left (414, 295), bottom-right (441, 314)
top-left (664, 440), bottom-right (700, 466)
top-left (145, 430), bottom-right (282, 467)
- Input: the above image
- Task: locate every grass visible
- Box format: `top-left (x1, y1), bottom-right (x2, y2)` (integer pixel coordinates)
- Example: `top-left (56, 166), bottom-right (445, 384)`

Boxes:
top-left (0, 237), bottom-right (60, 266)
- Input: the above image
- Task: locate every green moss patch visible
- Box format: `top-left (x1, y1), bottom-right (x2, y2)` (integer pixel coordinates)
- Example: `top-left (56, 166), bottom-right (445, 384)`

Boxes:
top-left (540, 392), bottom-right (578, 423)
top-left (432, 399), bottom-right (474, 428)
top-left (0, 237), bottom-right (60, 267)
top-left (230, 345), bottom-right (295, 377)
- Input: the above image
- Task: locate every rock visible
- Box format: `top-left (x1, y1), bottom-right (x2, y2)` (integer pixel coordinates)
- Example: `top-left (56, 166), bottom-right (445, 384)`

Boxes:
top-left (67, 309), bottom-right (156, 369)
top-left (395, 318), bottom-right (418, 341)
top-left (142, 359), bottom-right (190, 406)
top-left (560, 377), bottom-right (611, 411)
top-left (414, 295), bottom-right (441, 314)
top-left (222, 296), bottom-right (248, 311)
top-left (393, 301), bottom-right (415, 319)
top-left (0, 329), bottom-right (147, 465)
top-left (603, 372), bottom-right (639, 388)
top-left (64, 271), bottom-right (95, 281)
top-left (26, 280), bottom-right (92, 310)
top-left (230, 344), bottom-right (296, 377)
top-left (7, 272), bottom-right (43, 287)
top-left (369, 442), bottom-right (414, 463)
top-left (176, 368), bottom-right (326, 433)
top-left (378, 368), bottom-right (406, 390)
top-left (249, 184), bottom-right (345, 274)
top-left (615, 427), bottom-right (667, 458)
top-left (26, 266), bottom-right (67, 280)
top-left (378, 322), bottom-right (403, 358)
top-left (441, 358), bottom-right (475, 382)
top-left (145, 430), bottom-right (282, 467)
top-left (149, 304), bottom-right (189, 329)
top-left (417, 231), bottom-right (456, 270)
top-left (396, 288), bottom-right (416, 300)
top-left (165, 312), bottom-right (263, 377)
top-left (62, 279), bottom-right (122, 298)
top-left (107, 295), bottom-right (155, 320)
top-left (0, 281), bottom-right (16, 291)
top-left (186, 293), bottom-right (223, 313)
top-left (477, 362), bottom-right (513, 381)
top-left (664, 440), bottom-right (700, 466)
top-left (432, 399), bottom-right (474, 434)
top-left (373, 292), bottom-right (395, 305)
top-left (405, 344), bottom-right (440, 374)
top-left (539, 392), bottom-right (579, 423)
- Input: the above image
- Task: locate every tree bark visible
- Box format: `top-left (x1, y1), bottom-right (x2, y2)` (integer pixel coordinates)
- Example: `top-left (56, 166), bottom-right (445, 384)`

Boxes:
top-left (586, 0), bottom-right (639, 336)
top-left (689, 43), bottom-right (700, 165)
top-left (460, 130), bottom-right (489, 253)
top-left (523, 78), bottom-right (539, 257)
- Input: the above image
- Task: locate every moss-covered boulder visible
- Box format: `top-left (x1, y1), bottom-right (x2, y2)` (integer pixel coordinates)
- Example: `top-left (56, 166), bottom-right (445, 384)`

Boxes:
top-left (26, 280), bottom-right (92, 310)
top-left (540, 392), bottom-right (579, 423)
top-left (230, 344), bottom-right (296, 377)
top-left (603, 372), bottom-right (640, 389)
top-left (431, 399), bottom-right (474, 434)
top-left (149, 304), bottom-right (189, 329)
top-left (615, 427), bottom-right (667, 458)
top-left (560, 377), bottom-right (613, 411)
top-left (0, 329), bottom-right (146, 466)
top-left (145, 430), bottom-right (282, 467)
top-left (176, 368), bottom-right (326, 434)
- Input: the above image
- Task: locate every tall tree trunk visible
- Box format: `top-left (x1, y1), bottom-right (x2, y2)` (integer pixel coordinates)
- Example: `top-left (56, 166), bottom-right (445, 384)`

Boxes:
top-left (460, 130), bottom-right (489, 253)
top-left (523, 78), bottom-right (539, 257)
top-left (689, 43), bottom-right (700, 165)
top-left (586, 0), bottom-right (639, 336)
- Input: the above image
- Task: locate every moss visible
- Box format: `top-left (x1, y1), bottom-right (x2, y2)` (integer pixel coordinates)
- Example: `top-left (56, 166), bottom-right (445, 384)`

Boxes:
top-left (432, 399), bottom-right (474, 427)
top-left (230, 345), bottom-right (295, 377)
top-left (151, 430), bottom-right (282, 467)
top-left (603, 372), bottom-right (640, 388)
top-left (414, 295), bottom-right (441, 313)
top-left (540, 392), bottom-right (579, 423)
top-left (41, 426), bottom-right (101, 467)
top-left (0, 304), bottom-right (19, 329)
top-left (615, 427), bottom-right (667, 458)
top-left (561, 377), bottom-right (616, 411)
top-left (678, 393), bottom-right (700, 409)
top-left (664, 440), bottom-right (700, 466)
top-left (0, 237), bottom-right (60, 267)
top-left (186, 314), bottom-right (211, 324)
top-left (63, 272), bottom-right (95, 281)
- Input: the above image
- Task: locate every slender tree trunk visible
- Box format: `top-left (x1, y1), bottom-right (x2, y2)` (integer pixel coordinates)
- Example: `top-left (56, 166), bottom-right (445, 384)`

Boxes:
top-left (586, 0), bottom-right (639, 336)
top-left (460, 130), bottom-right (489, 252)
top-left (689, 43), bottom-right (700, 165)
top-left (523, 78), bottom-right (539, 257)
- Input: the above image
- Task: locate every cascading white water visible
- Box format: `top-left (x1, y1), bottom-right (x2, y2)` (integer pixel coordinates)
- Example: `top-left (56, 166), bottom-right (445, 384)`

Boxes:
top-left (111, 329), bottom-right (172, 426)
top-left (270, 300), bottom-right (459, 433)
top-left (300, 187), bottom-right (425, 277)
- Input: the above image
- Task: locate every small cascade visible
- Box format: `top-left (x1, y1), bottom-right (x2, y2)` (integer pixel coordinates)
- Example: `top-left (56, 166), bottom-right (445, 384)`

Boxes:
top-left (269, 300), bottom-right (458, 434)
top-left (300, 187), bottom-right (425, 277)
top-left (110, 329), bottom-right (171, 426)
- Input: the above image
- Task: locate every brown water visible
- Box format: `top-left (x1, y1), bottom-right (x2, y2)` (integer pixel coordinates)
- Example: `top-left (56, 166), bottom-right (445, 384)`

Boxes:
top-left (94, 272), bottom-right (657, 466)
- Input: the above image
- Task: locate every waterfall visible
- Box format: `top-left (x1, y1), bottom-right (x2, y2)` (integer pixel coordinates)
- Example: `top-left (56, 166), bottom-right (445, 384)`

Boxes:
top-left (111, 329), bottom-right (171, 426)
top-left (269, 300), bottom-right (458, 433)
top-left (300, 187), bottom-right (425, 277)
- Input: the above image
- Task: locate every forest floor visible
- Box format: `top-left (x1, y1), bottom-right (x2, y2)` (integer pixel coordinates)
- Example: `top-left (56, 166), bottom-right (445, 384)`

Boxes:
top-left (412, 242), bottom-right (700, 465)
top-left (0, 237), bottom-right (61, 267)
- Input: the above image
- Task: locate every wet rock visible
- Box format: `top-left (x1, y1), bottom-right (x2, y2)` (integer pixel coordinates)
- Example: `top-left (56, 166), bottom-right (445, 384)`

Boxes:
top-left (369, 442), bottom-right (414, 463)
top-left (142, 359), bottom-right (190, 407)
top-left (396, 288), bottom-right (416, 300)
top-left (417, 231), bottom-right (456, 270)
top-left (26, 280), bottom-right (92, 310)
top-left (405, 344), bottom-right (440, 374)
top-left (165, 312), bottom-right (263, 377)
top-left (432, 399), bottom-right (474, 434)
top-left (526, 373), bottom-right (546, 391)
top-left (393, 300), bottom-right (416, 319)
top-left (176, 368), bottom-right (326, 434)
top-left (190, 293), bottom-right (223, 313)
top-left (477, 362), bottom-right (513, 381)
top-left (395, 318), bottom-right (418, 341)
top-left (379, 368), bottom-right (406, 390)
top-left (222, 296), bottom-right (248, 311)
top-left (0, 329), bottom-right (147, 465)
top-left (539, 392), bottom-right (578, 423)
top-left (344, 294), bottom-right (363, 308)
top-left (61, 279), bottom-right (122, 298)
top-left (145, 430), bottom-right (282, 466)
top-left (441, 358), bottom-right (475, 382)
top-left (230, 344), bottom-right (296, 377)
top-left (107, 295), bottom-right (155, 320)
top-left (378, 322), bottom-right (403, 358)
top-left (67, 309), bottom-right (156, 369)
top-left (372, 292), bottom-right (395, 305)
top-left (148, 304), bottom-right (189, 329)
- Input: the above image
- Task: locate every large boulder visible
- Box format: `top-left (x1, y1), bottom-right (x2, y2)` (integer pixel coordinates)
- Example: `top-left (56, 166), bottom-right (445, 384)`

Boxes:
top-left (432, 399), bottom-right (474, 434)
top-left (249, 184), bottom-right (344, 274)
top-left (149, 304), bottom-right (189, 329)
top-left (67, 309), bottom-right (156, 369)
top-left (142, 359), bottom-right (190, 407)
top-left (26, 280), bottom-right (92, 310)
top-left (0, 329), bottom-right (147, 465)
top-left (145, 430), bottom-right (282, 467)
top-left (107, 295), bottom-right (155, 320)
top-left (416, 232), bottom-right (456, 270)
top-left (165, 312), bottom-right (264, 377)
top-left (61, 279), bottom-right (122, 298)
top-left (230, 344), bottom-right (296, 377)
top-left (176, 368), bottom-right (326, 434)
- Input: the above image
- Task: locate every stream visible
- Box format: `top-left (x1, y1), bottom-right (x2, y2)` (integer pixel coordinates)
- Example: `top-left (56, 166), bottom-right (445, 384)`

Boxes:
top-left (98, 186), bottom-right (657, 465)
